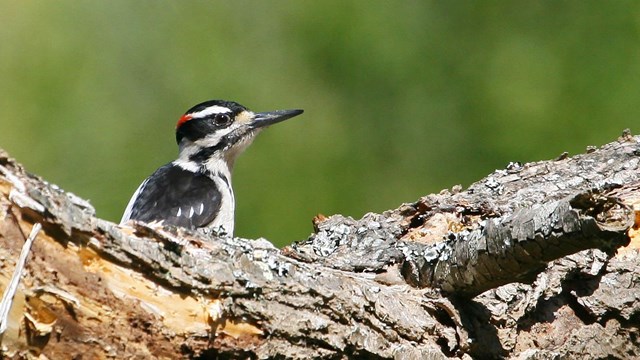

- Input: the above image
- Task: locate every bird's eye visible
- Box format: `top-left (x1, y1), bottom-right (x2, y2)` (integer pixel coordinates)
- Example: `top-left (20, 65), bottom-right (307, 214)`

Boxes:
top-left (213, 114), bottom-right (231, 126)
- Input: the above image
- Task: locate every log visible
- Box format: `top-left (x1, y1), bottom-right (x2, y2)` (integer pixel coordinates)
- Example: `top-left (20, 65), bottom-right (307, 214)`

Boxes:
top-left (1, 132), bottom-right (639, 359)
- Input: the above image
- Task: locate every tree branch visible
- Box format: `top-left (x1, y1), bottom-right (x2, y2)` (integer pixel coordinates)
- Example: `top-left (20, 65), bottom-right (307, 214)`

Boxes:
top-left (401, 191), bottom-right (632, 297)
top-left (1, 133), bottom-right (639, 359)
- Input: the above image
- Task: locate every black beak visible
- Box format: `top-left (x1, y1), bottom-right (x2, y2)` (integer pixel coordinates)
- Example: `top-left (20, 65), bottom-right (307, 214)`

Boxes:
top-left (250, 109), bottom-right (304, 129)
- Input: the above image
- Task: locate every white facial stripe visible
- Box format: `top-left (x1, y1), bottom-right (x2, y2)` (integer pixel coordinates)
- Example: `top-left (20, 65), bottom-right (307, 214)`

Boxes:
top-left (196, 127), bottom-right (234, 148)
top-left (189, 105), bottom-right (232, 119)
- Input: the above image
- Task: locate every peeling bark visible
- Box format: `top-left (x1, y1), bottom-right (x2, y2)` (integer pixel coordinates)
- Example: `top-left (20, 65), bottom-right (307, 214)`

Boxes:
top-left (400, 192), bottom-right (632, 297)
top-left (1, 133), bottom-right (639, 359)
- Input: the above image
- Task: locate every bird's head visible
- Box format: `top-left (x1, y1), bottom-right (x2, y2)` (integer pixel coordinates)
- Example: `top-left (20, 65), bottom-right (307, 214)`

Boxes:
top-left (175, 100), bottom-right (303, 168)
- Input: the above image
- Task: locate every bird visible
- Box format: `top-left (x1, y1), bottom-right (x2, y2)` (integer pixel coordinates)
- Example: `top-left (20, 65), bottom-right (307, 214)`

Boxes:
top-left (120, 99), bottom-right (303, 236)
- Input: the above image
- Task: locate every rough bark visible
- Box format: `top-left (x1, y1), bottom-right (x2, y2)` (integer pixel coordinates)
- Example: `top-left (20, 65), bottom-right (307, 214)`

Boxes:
top-left (0, 133), bottom-right (639, 359)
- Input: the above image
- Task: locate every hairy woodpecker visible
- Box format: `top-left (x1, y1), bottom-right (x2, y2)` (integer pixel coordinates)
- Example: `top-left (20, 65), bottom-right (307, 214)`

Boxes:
top-left (120, 100), bottom-right (303, 236)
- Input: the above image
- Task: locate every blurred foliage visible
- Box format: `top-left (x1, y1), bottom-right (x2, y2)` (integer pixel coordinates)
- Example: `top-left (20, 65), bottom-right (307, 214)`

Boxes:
top-left (1, 1), bottom-right (639, 246)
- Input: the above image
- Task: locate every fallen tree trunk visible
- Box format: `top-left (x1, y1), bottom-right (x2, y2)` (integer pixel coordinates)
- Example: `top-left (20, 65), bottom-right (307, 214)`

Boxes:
top-left (1, 132), bottom-right (639, 359)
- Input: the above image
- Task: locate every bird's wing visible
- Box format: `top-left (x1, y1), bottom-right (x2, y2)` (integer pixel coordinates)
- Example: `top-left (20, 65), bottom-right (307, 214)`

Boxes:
top-left (121, 164), bottom-right (222, 230)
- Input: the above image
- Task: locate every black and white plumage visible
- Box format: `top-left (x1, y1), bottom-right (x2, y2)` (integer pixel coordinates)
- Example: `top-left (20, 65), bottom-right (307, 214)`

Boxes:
top-left (120, 100), bottom-right (303, 236)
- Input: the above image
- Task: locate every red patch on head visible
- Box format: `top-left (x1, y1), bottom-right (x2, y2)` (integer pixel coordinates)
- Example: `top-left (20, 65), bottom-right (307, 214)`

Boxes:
top-left (176, 114), bottom-right (193, 128)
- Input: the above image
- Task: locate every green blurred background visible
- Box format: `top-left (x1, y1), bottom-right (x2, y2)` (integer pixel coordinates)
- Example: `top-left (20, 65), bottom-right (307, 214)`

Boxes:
top-left (1, 2), bottom-right (638, 246)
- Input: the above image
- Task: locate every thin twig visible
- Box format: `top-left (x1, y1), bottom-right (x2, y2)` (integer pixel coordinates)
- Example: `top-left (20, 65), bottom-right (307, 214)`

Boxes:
top-left (0, 222), bottom-right (41, 335)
